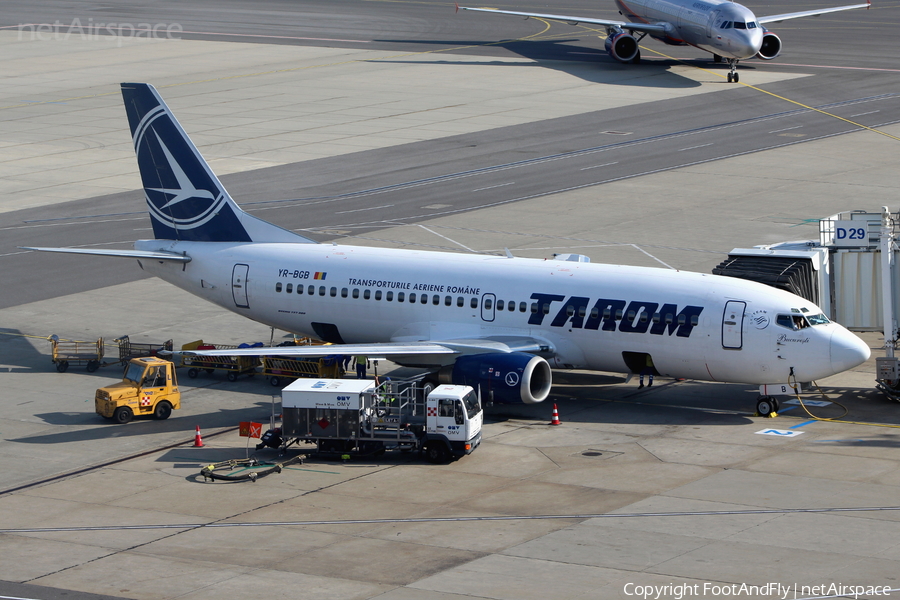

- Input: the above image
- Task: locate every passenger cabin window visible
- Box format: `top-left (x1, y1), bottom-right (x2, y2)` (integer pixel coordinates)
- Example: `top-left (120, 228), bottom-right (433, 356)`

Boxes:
top-left (398, 292), bottom-right (405, 302)
top-left (330, 287), bottom-right (337, 297)
top-left (308, 285), bottom-right (314, 295)
top-left (286, 283), bottom-right (292, 293)
top-left (353, 289), bottom-right (360, 299)
top-left (421, 294), bottom-right (428, 305)
top-left (432, 294), bottom-right (439, 305)
top-left (375, 290), bottom-right (382, 301)
top-left (275, 282), bottom-right (282, 292)
top-left (457, 296), bottom-right (464, 307)
top-left (387, 291), bottom-right (393, 301)
top-left (519, 302), bottom-right (527, 313)
top-left (471, 298), bottom-right (478, 309)
top-left (297, 285), bottom-right (303, 295)
top-left (497, 299), bottom-right (504, 311)
top-left (364, 290), bottom-right (371, 300)
top-left (341, 288), bottom-right (348, 298)
top-left (409, 293), bottom-right (417, 303)
top-left (485, 298), bottom-right (493, 310)
top-left (445, 296), bottom-right (452, 306)
top-left (319, 286), bottom-right (326, 296)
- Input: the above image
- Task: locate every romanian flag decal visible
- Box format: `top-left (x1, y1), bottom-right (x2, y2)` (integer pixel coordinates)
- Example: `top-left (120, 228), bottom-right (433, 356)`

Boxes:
top-left (314, 272), bottom-right (327, 280)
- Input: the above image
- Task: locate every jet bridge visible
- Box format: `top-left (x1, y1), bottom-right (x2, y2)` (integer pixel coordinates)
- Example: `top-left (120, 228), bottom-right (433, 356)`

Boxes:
top-left (712, 207), bottom-right (899, 400)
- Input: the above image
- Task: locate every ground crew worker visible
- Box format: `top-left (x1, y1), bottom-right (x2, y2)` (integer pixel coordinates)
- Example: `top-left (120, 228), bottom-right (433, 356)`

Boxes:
top-left (639, 355), bottom-right (654, 388)
top-left (355, 355), bottom-right (369, 379)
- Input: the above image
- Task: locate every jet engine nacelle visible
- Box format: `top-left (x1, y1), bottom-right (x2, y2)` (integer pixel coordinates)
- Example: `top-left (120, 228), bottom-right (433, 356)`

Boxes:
top-left (756, 32), bottom-right (782, 60)
top-left (440, 352), bottom-right (552, 404)
top-left (605, 31), bottom-right (640, 63)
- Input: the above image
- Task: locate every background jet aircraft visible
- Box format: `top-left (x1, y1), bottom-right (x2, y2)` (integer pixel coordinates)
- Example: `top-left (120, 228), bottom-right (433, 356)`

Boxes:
top-left (25, 83), bottom-right (870, 414)
top-left (458, 0), bottom-right (870, 82)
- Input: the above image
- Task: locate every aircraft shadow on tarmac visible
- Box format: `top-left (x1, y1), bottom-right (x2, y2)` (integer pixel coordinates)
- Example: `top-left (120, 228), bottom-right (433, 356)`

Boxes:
top-left (372, 37), bottom-right (752, 88)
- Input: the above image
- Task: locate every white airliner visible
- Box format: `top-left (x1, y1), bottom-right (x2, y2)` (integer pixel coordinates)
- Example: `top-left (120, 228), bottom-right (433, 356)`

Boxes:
top-left (26, 83), bottom-right (870, 415)
top-left (458, 0), bottom-right (870, 82)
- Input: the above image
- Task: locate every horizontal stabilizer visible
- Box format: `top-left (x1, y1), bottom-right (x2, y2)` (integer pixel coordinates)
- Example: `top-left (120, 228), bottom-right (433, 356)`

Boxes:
top-left (21, 247), bottom-right (191, 262)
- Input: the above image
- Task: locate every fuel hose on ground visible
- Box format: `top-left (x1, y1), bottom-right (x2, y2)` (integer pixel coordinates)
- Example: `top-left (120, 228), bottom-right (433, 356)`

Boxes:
top-left (200, 455), bottom-right (305, 482)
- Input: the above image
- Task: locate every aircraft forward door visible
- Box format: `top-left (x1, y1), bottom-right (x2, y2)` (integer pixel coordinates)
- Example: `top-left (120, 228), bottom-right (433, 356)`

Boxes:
top-left (481, 293), bottom-right (496, 322)
top-left (232, 263), bottom-right (250, 309)
top-left (722, 300), bottom-right (746, 349)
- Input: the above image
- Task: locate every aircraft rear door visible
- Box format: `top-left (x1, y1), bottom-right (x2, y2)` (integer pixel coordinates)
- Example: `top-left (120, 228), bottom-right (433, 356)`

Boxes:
top-left (481, 293), bottom-right (496, 322)
top-left (232, 264), bottom-right (250, 309)
top-left (722, 300), bottom-right (745, 349)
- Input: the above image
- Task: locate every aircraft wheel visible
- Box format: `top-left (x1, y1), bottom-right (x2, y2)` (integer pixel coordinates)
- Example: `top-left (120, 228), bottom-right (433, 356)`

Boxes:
top-left (56, 361), bottom-right (69, 373)
top-left (769, 396), bottom-right (780, 414)
top-left (756, 396), bottom-right (775, 418)
top-left (727, 73), bottom-right (733, 83)
top-left (733, 72), bottom-right (739, 83)
top-left (153, 401), bottom-right (172, 420)
top-left (113, 406), bottom-right (133, 424)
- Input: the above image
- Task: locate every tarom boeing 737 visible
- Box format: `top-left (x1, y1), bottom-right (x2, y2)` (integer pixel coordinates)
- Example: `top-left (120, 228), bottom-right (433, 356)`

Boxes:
top-left (25, 83), bottom-right (870, 416)
top-left (457, 0), bottom-right (870, 82)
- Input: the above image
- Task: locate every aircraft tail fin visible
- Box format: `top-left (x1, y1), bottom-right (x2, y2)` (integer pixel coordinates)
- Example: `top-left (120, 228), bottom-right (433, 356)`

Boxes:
top-left (120, 83), bottom-right (313, 244)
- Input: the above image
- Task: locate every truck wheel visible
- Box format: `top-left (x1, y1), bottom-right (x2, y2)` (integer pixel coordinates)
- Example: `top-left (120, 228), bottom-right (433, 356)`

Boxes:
top-left (113, 406), bottom-right (133, 424)
top-left (227, 371), bottom-right (238, 382)
top-left (56, 361), bottom-right (69, 373)
top-left (153, 401), bottom-right (172, 420)
top-left (425, 441), bottom-right (449, 464)
top-left (86, 360), bottom-right (100, 373)
top-left (269, 376), bottom-right (281, 387)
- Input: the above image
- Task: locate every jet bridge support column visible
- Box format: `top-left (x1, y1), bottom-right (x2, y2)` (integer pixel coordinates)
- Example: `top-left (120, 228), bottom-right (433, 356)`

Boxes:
top-left (876, 206), bottom-right (900, 401)
top-left (880, 206), bottom-right (896, 360)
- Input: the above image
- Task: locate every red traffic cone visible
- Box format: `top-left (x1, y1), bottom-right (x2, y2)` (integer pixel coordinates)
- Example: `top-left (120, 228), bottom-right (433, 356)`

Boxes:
top-left (550, 403), bottom-right (561, 426)
top-left (193, 425), bottom-right (204, 447)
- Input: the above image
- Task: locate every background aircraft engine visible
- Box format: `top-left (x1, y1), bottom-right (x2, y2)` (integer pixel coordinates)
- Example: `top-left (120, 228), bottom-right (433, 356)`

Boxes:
top-left (441, 353), bottom-right (552, 404)
top-left (756, 32), bottom-right (782, 59)
top-left (605, 32), bottom-right (640, 62)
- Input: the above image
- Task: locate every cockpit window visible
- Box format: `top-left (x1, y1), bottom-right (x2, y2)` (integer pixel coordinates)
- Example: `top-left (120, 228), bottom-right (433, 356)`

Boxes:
top-left (776, 314), bottom-right (793, 329)
top-left (734, 21), bottom-right (746, 29)
top-left (748, 21), bottom-right (758, 28)
top-left (807, 313), bottom-right (830, 326)
top-left (720, 21), bottom-right (732, 29)
top-left (776, 314), bottom-right (810, 330)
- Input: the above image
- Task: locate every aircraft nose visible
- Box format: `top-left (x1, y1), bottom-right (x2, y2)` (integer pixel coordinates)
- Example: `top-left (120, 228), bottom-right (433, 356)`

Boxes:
top-left (830, 327), bottom-right (870, 374)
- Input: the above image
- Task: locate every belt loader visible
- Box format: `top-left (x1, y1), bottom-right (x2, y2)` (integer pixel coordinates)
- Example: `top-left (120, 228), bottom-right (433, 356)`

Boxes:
top-left (280, 379), bottom-right (482, 463)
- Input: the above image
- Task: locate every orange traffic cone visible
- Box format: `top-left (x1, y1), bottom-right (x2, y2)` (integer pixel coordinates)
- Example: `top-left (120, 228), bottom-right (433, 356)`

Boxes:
top-left (550, 403), bottom-right (561, 426)
top-left (193, 425), bottom-right (204, 447)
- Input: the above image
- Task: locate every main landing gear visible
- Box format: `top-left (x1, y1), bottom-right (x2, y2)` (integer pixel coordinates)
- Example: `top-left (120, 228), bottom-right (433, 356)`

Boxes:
top-left (756, 395), bottom-right (779, 417)
top-left (726, 59), bottom-right (740, 83)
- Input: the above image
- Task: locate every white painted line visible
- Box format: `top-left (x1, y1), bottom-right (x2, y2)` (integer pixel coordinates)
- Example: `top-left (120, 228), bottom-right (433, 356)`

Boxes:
top-left (755, 428), bottom-right (804, 437)
top-left (677, 143), bottom-right (713, 152)
top-left (769, 125), bottom-right (803, 133)
top-left (472, 182), bottom-right (514, 192)
top-left (335, 204), bottom-right (393, 214)
top-left (850, 110), bottom-right (880, 117)
top-left (580, 161), bottom-right (618, 171)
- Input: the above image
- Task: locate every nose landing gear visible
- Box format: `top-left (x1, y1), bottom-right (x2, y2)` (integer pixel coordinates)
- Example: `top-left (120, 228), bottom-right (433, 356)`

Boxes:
top-left (756, 395), bottom-right (779, 417)
top-left (726, 59), bottom-right (740, 83)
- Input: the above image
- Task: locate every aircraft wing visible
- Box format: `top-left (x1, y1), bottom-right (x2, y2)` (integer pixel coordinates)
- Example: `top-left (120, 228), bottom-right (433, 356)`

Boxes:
top-left (20, 247), bottom-right (191, 262)
top-left (176, 337), bottom-right (551, 359)
top-left (457, 6), bottom-right (671, 35)
top-left (758, 2), bottom-right (869, 24)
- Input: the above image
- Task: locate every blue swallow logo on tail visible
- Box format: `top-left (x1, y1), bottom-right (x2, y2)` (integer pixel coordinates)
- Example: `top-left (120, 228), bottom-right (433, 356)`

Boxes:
top-left (121, 83), bottom-right (312, 244)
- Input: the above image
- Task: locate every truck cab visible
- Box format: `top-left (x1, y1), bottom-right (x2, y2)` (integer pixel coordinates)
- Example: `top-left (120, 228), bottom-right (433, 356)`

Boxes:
top-left (95, 357), bottom-right (181, 423)
top-left (424, 385), bottom-right (483, 463)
